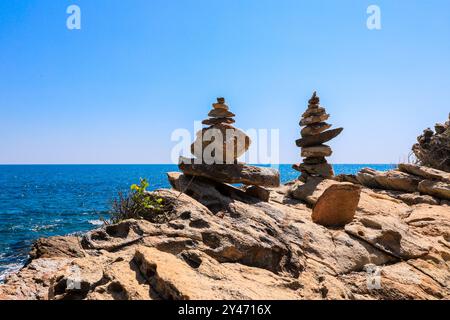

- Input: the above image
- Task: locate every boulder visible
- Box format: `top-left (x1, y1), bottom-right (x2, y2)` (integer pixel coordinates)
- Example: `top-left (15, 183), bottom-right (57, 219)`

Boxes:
top-left (178, 159), bottom-right (280, 187)
top-left (29, 236), bottom-right (85, 260)
top-left (312, 184), bottom-right (361, 227)
top-left (398, 163), bottom-right (450, 183)
top-left (290, 177), bottom-right (341, 205)
top-left (418, 180), bottom-right (450, 200)
top-left (296, 128), bottom-right (343, 148)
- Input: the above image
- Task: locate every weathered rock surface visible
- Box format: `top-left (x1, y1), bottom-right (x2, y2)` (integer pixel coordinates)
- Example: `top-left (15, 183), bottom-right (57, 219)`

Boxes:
top-left (356, 165), bottom-right (450, 203)
top-left (398, 163), bottom-right (450, 183)
top-left (357, 168), bottom-right (421, 193)
top-left (312, 184), bottom-right (361, 227)
top-left (177, 161), bottom-right (280, 187)
top-left (1, 174), bottom-right (449, 300)
top-left (418, 180), bottom-right (450, 201)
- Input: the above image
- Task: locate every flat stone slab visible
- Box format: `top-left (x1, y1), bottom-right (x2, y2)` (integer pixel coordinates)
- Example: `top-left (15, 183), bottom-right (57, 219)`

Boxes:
top-left (296, 128), bottom-right (343, 148)
top-left (178, 158), bottom-right (280, 187)
top-left (398, 163), bottom-right (450, 183)
top-left (202, 117), bottom-right (235, 125)
top-left (300, 113), bottom-right (330, 126)
top-left (301, 145), bottom-right (332, 158)
top-left (208, 109), bottom-right (235, 118)
top-left (301, 122), bottom-right (332, 137)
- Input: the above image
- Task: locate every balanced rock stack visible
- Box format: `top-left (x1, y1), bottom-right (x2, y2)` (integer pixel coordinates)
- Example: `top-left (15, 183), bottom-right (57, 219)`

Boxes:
top-left (190, 97), bottom-right (250, 164)
top-left (178, 97), bottom-right (280, 189)
top-left (293, 92), bottom-right (343, 181)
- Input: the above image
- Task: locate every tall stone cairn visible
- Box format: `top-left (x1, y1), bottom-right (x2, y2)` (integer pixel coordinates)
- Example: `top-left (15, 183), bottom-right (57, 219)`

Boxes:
top-left (178, 97), bottom-right (280, 188)
top-left (293, 92), bottom-right (343, 181)
top-left (190, 97), bottom-right (251, 164)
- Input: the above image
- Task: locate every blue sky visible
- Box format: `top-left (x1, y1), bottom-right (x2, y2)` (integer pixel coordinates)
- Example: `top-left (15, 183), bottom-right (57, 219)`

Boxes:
top-left (0, 0), bottom-right (449, 164)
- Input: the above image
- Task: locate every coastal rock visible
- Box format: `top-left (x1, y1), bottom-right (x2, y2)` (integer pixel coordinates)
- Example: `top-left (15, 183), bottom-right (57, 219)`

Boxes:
top-left (357, 168), bottom-right (421, 193)
top-left (243, 185), bottom-right (271, 202)
top-left (1, 177), bottom-right (448, 300)
top-left (29, 236), bottom-right (85, 260)
top-left (301, 145), bottom-right (332, 158)
top-left (133, 246), bottom-right (300, 300)
top-left (418, 180), bottom-right (450, 200)
top-left (398, 163), bottom-right (450, 183)
top-left (334, 174), bottom-right (360, 185)
top-left (290, 177), bottom-right (340, 205)
top-left (178, 161), bottom-right (280, 187)
top-left (312, 184), bottom-right (361, 227)
top-left (296, 128), bottom-right (343, 148)
top-left (376, 190), bottom-right (440, 206)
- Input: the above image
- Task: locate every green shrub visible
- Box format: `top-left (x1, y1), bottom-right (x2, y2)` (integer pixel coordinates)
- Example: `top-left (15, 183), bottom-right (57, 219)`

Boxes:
top-left (110, 178), bottom-right (171, 224)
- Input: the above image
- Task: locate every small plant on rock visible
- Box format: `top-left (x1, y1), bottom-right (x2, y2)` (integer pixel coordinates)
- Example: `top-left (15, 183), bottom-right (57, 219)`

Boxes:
top-left (110, 178), bottom-right (172, 224)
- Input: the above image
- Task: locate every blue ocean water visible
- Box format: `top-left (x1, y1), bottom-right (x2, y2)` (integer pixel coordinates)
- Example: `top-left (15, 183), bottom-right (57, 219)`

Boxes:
top-left (0, 164), bottom-right (394, 281)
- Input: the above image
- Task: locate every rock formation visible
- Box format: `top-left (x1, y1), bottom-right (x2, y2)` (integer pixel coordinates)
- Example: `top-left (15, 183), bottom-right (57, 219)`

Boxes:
top-left (412, 113), bottom-right (450, 172)
top-left (1, 171), bottom-right (449, 300)
top-left (351, 164), bottom-right (450, 203)
top-left (293, 92), bottom-right (343, 181)
top-left (180, 97), bottom-right (280, 188)
top-left (0, 97), bottom-right (449, 301)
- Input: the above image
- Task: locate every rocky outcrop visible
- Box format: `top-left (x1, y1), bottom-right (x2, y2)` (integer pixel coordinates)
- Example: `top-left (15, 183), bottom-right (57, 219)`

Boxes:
top-left (412, 114), bottom-right (450, 172)
top-left (356, 164), bottom-right (450, 205)
top-left (1, 170), bottom-right (448, 300)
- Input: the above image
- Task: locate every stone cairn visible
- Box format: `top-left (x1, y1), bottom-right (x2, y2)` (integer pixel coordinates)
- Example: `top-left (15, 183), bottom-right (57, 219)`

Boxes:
top-left (190, 97), bottom-right (250, 164)
top-left (293, 92), bottom-right (343, 181)
top-left (177, 98), bottom-right (280, 194)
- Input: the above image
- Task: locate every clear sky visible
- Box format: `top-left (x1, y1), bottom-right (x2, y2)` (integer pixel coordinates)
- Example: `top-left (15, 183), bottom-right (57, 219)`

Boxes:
top-left (1, 0), bottom-right (449, 164)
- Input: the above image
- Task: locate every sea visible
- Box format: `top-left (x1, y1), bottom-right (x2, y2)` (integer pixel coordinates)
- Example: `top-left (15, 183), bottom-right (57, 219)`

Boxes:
top-left (0, 164), bottom-right (395, 281)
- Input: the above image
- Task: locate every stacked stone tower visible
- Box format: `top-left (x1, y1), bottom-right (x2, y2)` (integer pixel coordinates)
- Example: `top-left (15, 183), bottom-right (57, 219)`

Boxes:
top-left (178, 97), bottom-right (280, 189)
top-left (190, 97), bottom-right (250, 164)
top-left (293, 92), bottom-right (343, 181)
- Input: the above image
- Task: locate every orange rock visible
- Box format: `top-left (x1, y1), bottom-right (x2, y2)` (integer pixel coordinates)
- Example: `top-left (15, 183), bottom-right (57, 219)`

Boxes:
top-left (312, 183), bottom-right (362, 227)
